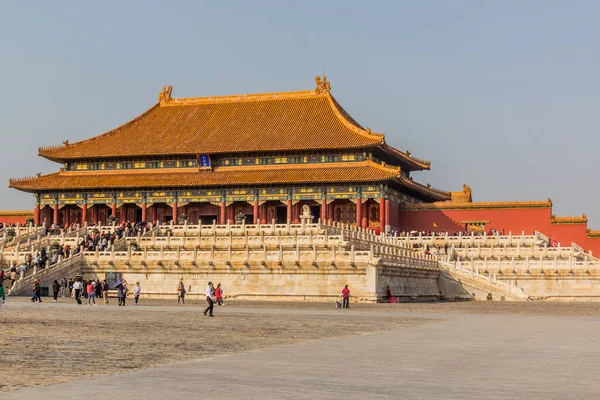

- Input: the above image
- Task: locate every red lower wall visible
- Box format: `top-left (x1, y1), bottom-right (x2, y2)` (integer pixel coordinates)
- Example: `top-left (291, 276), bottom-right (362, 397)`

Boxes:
top-left (398, 208), bottom-right (600, 256)
top-left (0, 211), bottom-right (33, 225)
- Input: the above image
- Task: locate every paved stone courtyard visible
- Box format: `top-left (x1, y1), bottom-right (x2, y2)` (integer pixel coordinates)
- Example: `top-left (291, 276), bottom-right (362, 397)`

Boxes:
top-left (2, 299), bottom-right (600, 399)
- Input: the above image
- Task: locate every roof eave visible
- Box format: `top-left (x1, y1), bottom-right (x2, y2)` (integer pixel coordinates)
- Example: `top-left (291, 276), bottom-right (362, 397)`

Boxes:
top-left (379, 143), bottom-right (431, 171)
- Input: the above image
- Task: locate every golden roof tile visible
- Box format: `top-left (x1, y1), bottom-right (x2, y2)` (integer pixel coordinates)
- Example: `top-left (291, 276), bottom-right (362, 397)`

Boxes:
top-left (38, 79), bottom-right (391, 162)
top-left (401, 199), bottom-right (553, 210)
top-left (551, 214), bottom-right (588, 225)
top-left (9, 161), bottom-right (401, 192)
top-left (587, 229), bottom-right (600, 238)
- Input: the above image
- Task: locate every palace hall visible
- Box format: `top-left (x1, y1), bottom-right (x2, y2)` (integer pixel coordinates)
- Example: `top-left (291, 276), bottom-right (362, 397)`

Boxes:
top-left (9, 77), bottom-right (450, 232)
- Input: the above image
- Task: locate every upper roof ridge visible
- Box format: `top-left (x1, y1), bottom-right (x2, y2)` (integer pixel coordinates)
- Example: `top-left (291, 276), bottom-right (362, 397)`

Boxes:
top-left (162, 89), bottom-right (322, 107)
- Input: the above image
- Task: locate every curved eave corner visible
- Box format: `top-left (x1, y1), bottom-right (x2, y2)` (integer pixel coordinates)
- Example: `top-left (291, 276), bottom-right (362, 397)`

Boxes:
top-left (380, 142), bottom-right (431, 171)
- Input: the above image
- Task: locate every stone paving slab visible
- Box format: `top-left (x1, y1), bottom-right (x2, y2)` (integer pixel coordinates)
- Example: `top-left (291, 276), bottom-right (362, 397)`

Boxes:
top-left (4, 307), bottom-right (600, 400)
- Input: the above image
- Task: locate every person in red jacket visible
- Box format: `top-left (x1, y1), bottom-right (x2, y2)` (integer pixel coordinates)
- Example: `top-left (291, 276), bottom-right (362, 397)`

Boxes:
top-left (341, 285), bottom-right (351, 309)
top-left (86, 280), bottom-right (96, 305)
top-left (215, 283), bottom-right (224, 305)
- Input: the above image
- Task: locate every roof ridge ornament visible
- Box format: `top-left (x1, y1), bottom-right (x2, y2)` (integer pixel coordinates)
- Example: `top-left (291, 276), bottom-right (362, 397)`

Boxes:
top-left (158, 85), bottom-right (173, 104)
top-left (314, 75), bottom-right (331, 94)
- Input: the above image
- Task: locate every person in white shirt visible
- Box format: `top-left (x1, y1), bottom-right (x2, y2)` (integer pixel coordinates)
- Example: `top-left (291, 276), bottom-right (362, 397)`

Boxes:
top-left (203, 282), bottom-right (215, 317)
top-left (73, 279), bottom-right (83, 304)
top-left (133, 282), bottom-right (141, 305)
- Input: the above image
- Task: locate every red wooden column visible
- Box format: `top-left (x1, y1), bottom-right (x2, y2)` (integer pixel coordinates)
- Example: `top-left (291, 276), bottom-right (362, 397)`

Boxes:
top-left (321, 198), bottom-right (327, 222)
top-left (64, 207), bottom-right (71, 226)
top-left (111, 202), bottom-right (117, 219)
top-left (385, 199), bottom-right (391, 233)
top-left (379, 198), bottom-right (386, 233)
top-left (150, 205), bottom-right (157, 224)
top-left (361, 202), bottom-right (368, 229)
top-left (172, 201), bottom-right (178, 223)
top-left (356, 198), bottom-right (362, 227)
top-left (141, 202), bottom-right (147, 222)
top-left (53, 204), bottom-right (58, 225)
top-left (328, 203), bottom-right (334, 224)
top-left (286, 199), bottom-right (292, 223)
top-left (91, 206), bottom-right (98, 225)
top-left (253, 200), bottom-right (259, 224)
top-left (82, 203), bottom-right (88, 226)
top-left (33, 204), bottom-right (40, 226)
top-left (220, 201), bottom-right (226, 224)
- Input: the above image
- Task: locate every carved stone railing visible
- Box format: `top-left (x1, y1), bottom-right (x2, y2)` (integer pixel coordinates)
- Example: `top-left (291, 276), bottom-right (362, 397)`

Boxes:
top-left (397, 231), bottom-right (550, 248)
top-left (451, 256), bottom-right (600, 273)
top-left (8, 252), bottom-right (84, 296)
top-left (153, 220), bottom-right (324, 238)
top-left (83, 246), bottom-right (374, 266)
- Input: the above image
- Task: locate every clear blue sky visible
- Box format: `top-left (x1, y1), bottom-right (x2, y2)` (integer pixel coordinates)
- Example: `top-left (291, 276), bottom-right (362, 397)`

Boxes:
top-left (0, 1), bottom-right (598, 224)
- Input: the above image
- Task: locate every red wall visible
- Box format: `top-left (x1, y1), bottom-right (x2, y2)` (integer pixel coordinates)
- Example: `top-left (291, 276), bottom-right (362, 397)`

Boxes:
top-left (398, 208), bottom-right (600, 256)
top-left (0, 211), bottom-right (33, 225)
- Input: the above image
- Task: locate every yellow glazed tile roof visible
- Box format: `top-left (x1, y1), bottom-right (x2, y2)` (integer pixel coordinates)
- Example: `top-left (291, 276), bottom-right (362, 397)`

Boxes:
top-left (401, 199), bottom-right (553, 210)
top-left (551, 214), bottom-right (587, 224)
top-left (10, 162), bottom-right (401, 191)
top-left (38, 81), bottom-right (388, 162)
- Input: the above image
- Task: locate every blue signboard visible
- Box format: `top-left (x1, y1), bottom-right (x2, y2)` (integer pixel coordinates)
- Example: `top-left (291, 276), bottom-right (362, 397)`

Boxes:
top-left (198, 155), bottom-right (211, 168)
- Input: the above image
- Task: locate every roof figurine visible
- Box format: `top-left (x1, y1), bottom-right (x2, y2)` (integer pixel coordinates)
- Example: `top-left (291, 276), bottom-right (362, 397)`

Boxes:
top-left (314, 75), bottom-right (331, 94)
top-left (158, 85), bottom-right (173, 104)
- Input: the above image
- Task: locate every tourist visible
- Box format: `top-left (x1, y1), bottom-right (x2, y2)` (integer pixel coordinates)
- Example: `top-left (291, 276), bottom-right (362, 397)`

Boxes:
top-left (86, 280), bottom-right (96, 305)
top-left (10, 270), bottom-right (17, 289)
top-left (341, 285), bottom-right (350, 309)
top-left (52, 280), bottom-right (60, 302)
top-left (215, 283), bottom-right (223, 305)
top-left (122, 280), bottom-right (128, 305)
top-left (0, 270), bottom-right (6, 303)
top-left (73, 279), bottom-right (83, 304)
top-left (68, 278), bottom-right (74, 297)
top-left (31, 279), bottom-right (41, 302)
top-left (102, 280), bottom-right (109, 304)
top-left (177, 279), bottom-right (186, 304)
top-left (133, 282), bottom-right (141, 305)
top-left (117, 280), bottom-right (127, 306)
top-left (203, 281), bottom-right (215, 317)
top-left (60, 277), bottom-right (68, 298)
top-left (386, 285), bottom-right (392, 303)
top-left (95, 278), bottom-right (102, 300)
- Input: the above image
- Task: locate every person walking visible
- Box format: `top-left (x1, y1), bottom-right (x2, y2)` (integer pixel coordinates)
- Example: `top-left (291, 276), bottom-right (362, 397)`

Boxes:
top-left (32, 279), bottom-right (42, 302)
top-left (73, 279), bottom-right (83, 304)
top-left (60, 277), bottom-right (68, 298)
top-left (341, 285), bottom-right (350, 309)
top-left (122, 280), bottom-right (128, 306)
top-left (177, 279), bottom-right (186, 304)
top-left (96, 278), bottom-right (102, 300)
top-left (203, 282), bottom-right (215, 317)
top-left (102, 280), bottom-right (109, 304)
top-left (68, 278), bottom-right (74, 297)
top-left (117, 280), bottom-right (128, 306)
top-left (215, 283), bottom-right (223, 305)
top-left (52, 280), bottom-right (60, 302)
top-left (0, 270), bottom-right (6, 304)
top-left (133, 282), bottom-right (141, 305)
top-left (10, 270), bottom-right (17, 290)
top-left (86, 280), bottom-right (96, 305)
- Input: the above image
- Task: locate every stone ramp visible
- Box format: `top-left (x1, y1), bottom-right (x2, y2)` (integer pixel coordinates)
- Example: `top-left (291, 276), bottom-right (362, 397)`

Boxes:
top-left (439, 262), bottom-right (529, 301)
